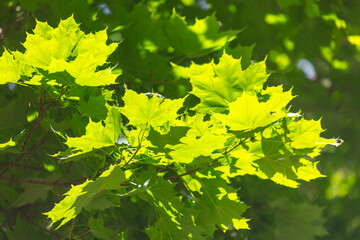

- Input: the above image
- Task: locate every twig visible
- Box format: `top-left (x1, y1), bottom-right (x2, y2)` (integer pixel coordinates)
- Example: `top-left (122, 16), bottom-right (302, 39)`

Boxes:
top-left (77, 228), bottom-right (91, 238)
top-left (54, 162), bottom-right (73, 184)
top-left (223, 138), bottom-right (247, 155)
top-left (158, 163), bottom-right (173, 173)
top-left (0, 131), bottom-right (51, 177)
top-left (0, 192), bottom-right (63, 239)
top-left (22, 100), bottom-right (57, 152)
top-left (122, 127), bottom-right (147, 169)
top-left (0, 162), bottom-right (46, 172)
top-left (0, 177), bottom-right (72, 186)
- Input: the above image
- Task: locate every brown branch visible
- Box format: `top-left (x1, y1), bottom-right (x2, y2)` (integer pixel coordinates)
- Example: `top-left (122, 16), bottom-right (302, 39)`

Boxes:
top-left (0, 97), bottom-right (57, 178)
top-left (54, 162), bottom-right (73, 184)
top-left (22, 92), bottom-right (44, 152)
top-left (22, 100), bottom-right (56, 152)
top-left (0, 162), bottom-right (46, 172)
top-left (76, 229), bottom-right (91, 238)
top-left (0, 177), bottom-right (72, 186)
top-left (0, 5), bottom-right (27, 44)
top-left (158, 163), bottom-right (173, 173)
top-left (0, 131), bottom-right (51, 177)
top-left (223, 138), bottom-right (247, 155)
top-left (0, 153), bottom-right (26, 177)
top-left (0, 192), bottom-right (63, 239)
top-left (165, 167), bottom-right (202, 181)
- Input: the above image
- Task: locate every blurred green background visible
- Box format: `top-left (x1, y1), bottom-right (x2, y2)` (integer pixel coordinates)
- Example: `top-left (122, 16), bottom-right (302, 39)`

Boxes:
top-left (0, 0), bottom-right (359, 239)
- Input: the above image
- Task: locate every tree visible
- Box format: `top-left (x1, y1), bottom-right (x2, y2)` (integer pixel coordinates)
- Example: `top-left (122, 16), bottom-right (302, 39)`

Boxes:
top-left (1, 1), bottom-right (354, 239)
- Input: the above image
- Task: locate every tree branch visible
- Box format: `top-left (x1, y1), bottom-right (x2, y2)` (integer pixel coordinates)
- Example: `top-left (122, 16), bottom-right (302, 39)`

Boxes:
top-left (223, 138), bottom-right (248, 155)
top-left (54, 162), bottom-right (73, 184)
top-left (0, 131), bottom-right (51, 177)
top-left (0, 192), bottom-right (63, 239)
top-left (0, 177), bottom-right (72, 186)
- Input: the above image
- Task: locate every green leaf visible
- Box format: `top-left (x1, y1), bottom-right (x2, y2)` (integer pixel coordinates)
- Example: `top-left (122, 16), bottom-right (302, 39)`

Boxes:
top-left (18, 16), bottom-right (119, 86)
top-left (296, 159), bottom-right (325, 181)
top-left (66, 29), bottom-right (119, 86)
top-left (65, 105), bottom-right (121, 153)
top-left (79, 95), bottom-right (108, 121)
top-left (169, 131), bottom-right (227, 163)
top-left (148, 126), bottom-right (190, 154)
top-left (215, 88), bottom-right (293, 131)
top-left (23, 16), bottom-right (83, 70)
top-left (0, 138), bottom-right (16, 150)
top-left (228, 129), bottom-right (300, 187)
top-left (225, 43), bottom-right (255, 69)
top-left (174, 52), bottom-right (269, 113)
top-left (0, 50), bottom-right (21, 84)
top-left (269, 198), bottom-right (326, 240)
top-left (13, 183), bottom-right (51, 207)
top-left (89, 217), bottom-right (117, 240)
top-left (121, 89), bottom-right (184, 128)
top-left (288, 118), bottom-right (327, 149)
top-left (44, 164), bottom-right (126, 228)
top-left (196, 178), bottom-right (249, 234)
top-left (165, 11), bottom-right (240, 58)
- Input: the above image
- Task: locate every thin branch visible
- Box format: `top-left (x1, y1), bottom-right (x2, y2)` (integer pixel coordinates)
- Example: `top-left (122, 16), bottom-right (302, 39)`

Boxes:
top-left (54, 162), bottom-right (73, 184)
top-left (0, 177), bottom-right (71, 186)
top-left (0, 192), bottom-right (63, 239)
top-left (122, 145), bottom-right (141, 169)
top-left (22, 100), bottom-right (57, 152)
top-left (158, 163), bottom-right (173, 173)
top-left (122, 127), bottom-right (147, 169)
top-left (0, 162), bottom-right (46, 172)
top-left (77, 229), bottom-right (91, 238)
top-left (0, 131), bottom-right (51, 177)
top-left (223, 138), bottom-right (248, 155)
top-left (22, 92), bottom-right (45, 152)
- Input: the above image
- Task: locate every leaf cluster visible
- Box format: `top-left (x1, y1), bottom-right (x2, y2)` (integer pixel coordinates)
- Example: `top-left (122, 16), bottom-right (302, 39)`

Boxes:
top-left (0, 2), bottom-right (343, 240)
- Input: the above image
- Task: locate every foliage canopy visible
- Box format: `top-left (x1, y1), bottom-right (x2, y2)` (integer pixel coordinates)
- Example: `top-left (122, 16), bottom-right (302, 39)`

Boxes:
top-left (0, 1), bottom-right (354, 239)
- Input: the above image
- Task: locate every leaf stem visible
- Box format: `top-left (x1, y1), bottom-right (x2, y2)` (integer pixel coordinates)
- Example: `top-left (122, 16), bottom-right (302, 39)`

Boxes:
top-left (122, 126), bottom-right (147, 168)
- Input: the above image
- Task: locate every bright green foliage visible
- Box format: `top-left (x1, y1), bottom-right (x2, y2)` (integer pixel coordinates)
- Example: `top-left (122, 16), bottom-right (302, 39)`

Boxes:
top-left (22, 17), bottom-right (83, 70)
top-left (288, 118), bottom-right (329, 149)
top-left (0, 2), bottom-right (344, 240)
top-left (65, 105), bottom-right (121, 153)
top-left (174, 53), bottom-right (269, 113)
top-left (0, 50), bottom-right (21, 84)
top-left (0, 16), bottom-right (119, 86)
top-left (44, 164), bottom-right (126, 228)
top-left (169, 131), bottom-right (227, 163)
top-left (215, 88), bottom-right (292, 131)
top-left (121, 89), bottom-right (184, 128)
top-left (0, 138), bottom-right (16, 149)
top-left (46, 49), bottom-right (335, 236)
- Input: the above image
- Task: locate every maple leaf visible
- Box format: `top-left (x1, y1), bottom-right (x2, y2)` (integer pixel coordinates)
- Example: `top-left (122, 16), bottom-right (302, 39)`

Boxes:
top-left (173, 52), bottom-right (269, 113)
top-left (121, 89), bottom-right (184, 128)
top-left (165, 11), bottom-right (240, 58)
top-left (44, 165), bottom-right (126, 228)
